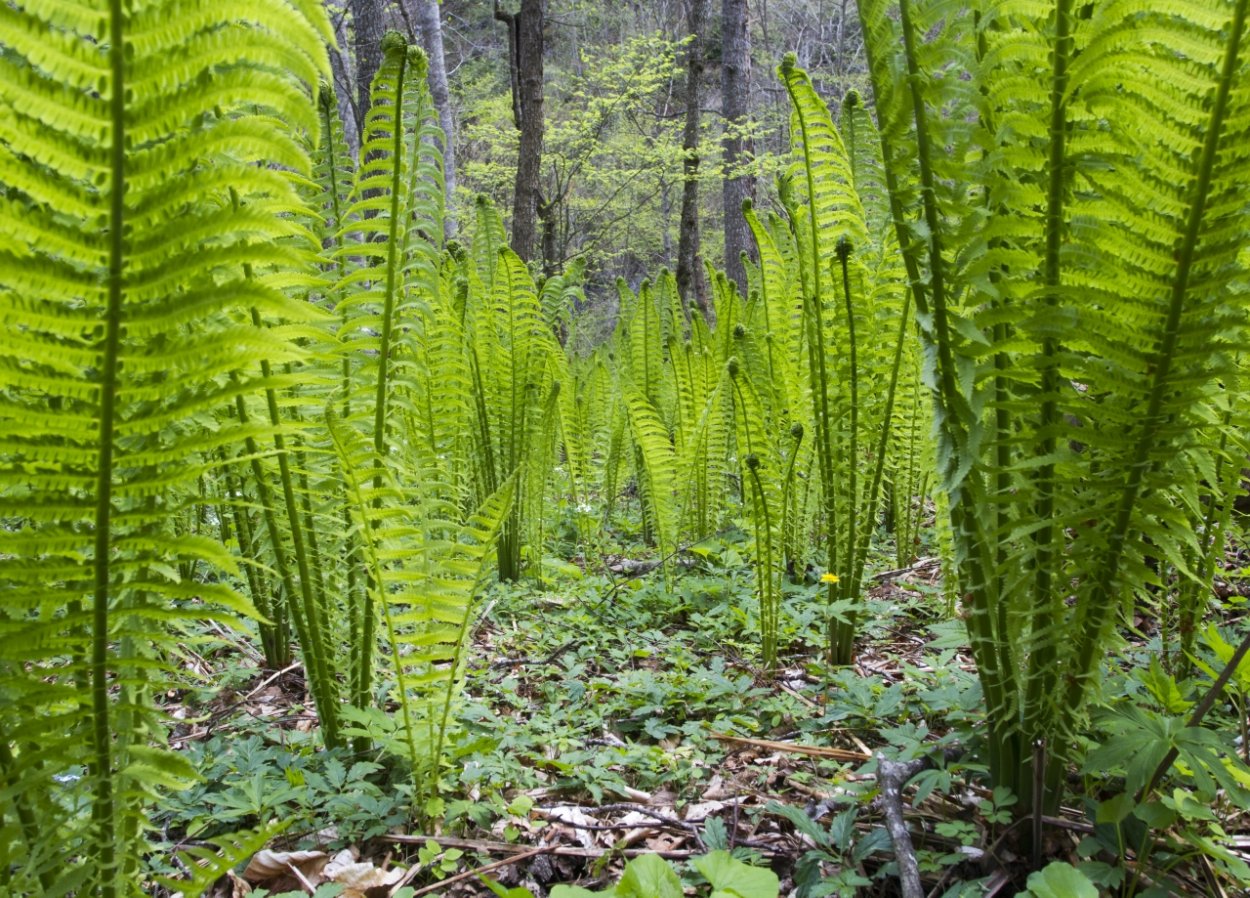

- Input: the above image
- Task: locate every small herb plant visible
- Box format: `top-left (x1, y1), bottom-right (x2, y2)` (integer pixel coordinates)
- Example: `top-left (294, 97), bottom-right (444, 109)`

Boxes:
top-left (482, 851), bottom-right (780, 898)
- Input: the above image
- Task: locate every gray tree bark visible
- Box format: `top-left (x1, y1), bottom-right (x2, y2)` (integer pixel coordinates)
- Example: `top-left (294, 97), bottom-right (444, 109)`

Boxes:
top-left (327, 1), bottom-right (361, 153)
top-left (676, 0), bottom-right (710, 319)
top-left (495, 0), bottom-right (545, 263)
top-left (404, 0), bottom-right (459, 237)
top-left (720, 0), bottom-right (754, 296)
top-left (350, 0), bottom-right (388, 138)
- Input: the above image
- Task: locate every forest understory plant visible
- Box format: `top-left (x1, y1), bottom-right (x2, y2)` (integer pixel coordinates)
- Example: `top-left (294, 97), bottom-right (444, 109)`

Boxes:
top-left (0, 2), bottom-right (334, 894)
top-left (774, 58), bottom-right (918, 666)
top-left (858, 0), bottom-right (1250, 852)
top-left (3, 1), bottom-right (1248, 895)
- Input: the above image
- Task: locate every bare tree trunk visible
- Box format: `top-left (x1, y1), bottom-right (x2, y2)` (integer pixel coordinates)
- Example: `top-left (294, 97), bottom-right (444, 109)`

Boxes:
top-left (350, 0), bottom-right (387, 138)
top-left (403, 0), bottom-right (459, 237)
top-left (676, 0), bottom-right (710, 319)
top-left (327, 1), bottom-right (361, 154)
top-left (495, 0), bottom-right (545, 263)
top-left (540, 199), bottom-right (558, 277)
top-left (720, 0), bottom-right (754, 296)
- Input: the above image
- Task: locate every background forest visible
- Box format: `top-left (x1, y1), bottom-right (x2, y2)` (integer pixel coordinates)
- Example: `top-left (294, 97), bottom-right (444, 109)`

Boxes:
top-left (326, 0), bottom-right (869, 312)
top-left (2, 2), bottom-right (1249, 898)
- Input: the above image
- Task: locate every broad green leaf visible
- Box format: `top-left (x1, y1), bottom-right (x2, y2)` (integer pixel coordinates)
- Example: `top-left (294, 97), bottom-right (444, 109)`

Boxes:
top-left (1094, 793), bottom-right (1135, 825)
top-left (693, 850), bottom-right (780, 898)
top-left (616, 854), bottom-right (684, 898)
top-left (766, 801), bottom-right (831, 848)
top-left (1020, 862), bottom-right (1098, 898)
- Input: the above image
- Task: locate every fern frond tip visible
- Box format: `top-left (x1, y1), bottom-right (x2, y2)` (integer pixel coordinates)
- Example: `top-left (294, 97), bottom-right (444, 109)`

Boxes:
top-left (381, 30), bottom-right (408, 55)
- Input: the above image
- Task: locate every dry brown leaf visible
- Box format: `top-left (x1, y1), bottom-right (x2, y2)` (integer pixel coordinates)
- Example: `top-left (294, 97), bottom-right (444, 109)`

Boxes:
top-left (226, 870), bottom-right (252, 897)
top-left (617, 810), bottom-right (656, 847)
top-left (701, 775), bottom-right (730, 800)
top-left (682, 800), bottom-right (728, 822)
top-left (322, 847), bottom-right (359, 877)
top-left (541, 806), bottom-right (598, 849)
top-left (242, 848), bottom-right (328, 883)
top-left (325, 860), bottom-right (406, 898)
top-left (645, 833), bottom-right (683, 853)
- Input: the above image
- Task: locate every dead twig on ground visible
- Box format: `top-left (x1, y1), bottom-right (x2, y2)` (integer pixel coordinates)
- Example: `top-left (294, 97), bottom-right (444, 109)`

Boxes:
top-left (713, 732), bottom-right (871, 762)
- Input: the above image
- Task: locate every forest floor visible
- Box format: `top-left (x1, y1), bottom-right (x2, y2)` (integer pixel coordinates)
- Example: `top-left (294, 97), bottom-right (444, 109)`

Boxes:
top-left (161, 529), bottom-right (1250, 898)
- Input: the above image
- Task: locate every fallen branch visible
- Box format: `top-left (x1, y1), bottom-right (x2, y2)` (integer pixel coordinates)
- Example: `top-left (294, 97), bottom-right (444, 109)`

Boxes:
top-left (871, 556), bottom-right (939, 582)
top-left (531, 803), bottom-right (705, 848)
top-left (874, 746), bottom-right (963, 898)
top-left (385, 833), bottom-right (698, 861)
top-left (406, 846), bottom-right (548, 897)
top-left (713, 732), bottom-right (871, 762)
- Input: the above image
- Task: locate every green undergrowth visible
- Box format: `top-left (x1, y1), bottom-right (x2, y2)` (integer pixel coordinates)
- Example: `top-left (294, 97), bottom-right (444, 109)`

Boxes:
top-left (148, 528), bottom-right (1250, 896)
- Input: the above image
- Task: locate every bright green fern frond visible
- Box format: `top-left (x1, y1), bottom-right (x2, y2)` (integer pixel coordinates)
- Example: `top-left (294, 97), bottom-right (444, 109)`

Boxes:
top-left (623, 386), bottom-right (680, 581)
top-left (674, 354), bottom-right (734, 538)
top-left (727, 361), bottom-right (788, 667)
top-left (778, 56), bottom-right (868, 303)
top-left (471, 195), bottom-right (509, 296)
top-left (328, 410), bottom-right (514, 803)
top-left (0, 2), bottom-right (330, 894)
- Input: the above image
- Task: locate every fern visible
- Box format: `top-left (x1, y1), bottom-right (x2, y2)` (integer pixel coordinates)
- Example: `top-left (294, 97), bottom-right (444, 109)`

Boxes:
top-left (777, 56), bottom-right (915, 664)
top-left (860, 0), bottom-right (1250, 827)
top-left (333, 32), bottom-right (436, 711)
top-left (623, 385), bottom-right (680, 583)
top-left (727, 360), bottom-right (788, 667)
top-left (0, 2), bottom-right (331, 893)
top-left (327, 411), bottom-right (513, 804)
top-left (457, 232), bottom-right (563, 581)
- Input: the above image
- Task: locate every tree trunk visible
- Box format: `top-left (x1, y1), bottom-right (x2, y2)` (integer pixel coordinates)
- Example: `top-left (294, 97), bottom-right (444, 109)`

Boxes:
top-left (350, 0), bottom-right (387, 139)
top-left (495, 0), bottom-right (545, 263)
top-left (676, 0), bottom-right (710, 319)
top-left (328, 2), bottom-right (361, 155)
top-left (405, 0), bottom-right (459, 238)
top-left (539, 199), bottom-right (558, 278)
top-left (720, 0), bottom-right (754, 296)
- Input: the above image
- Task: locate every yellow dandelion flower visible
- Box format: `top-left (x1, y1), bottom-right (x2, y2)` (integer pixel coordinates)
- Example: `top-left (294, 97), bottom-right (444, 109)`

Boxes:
top-left (820, 573), bottom-right (840, 584)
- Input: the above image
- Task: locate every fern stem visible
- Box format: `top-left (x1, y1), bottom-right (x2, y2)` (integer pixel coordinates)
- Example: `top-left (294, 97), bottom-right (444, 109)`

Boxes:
top-left (319, 88), bottom-right (366, 705)
top-left (782, 426), bottom-right (805, 575)
top-left (854, 272), bottom-right (913, 617)
top-left (1020, 0), bottom-right (1076, 789)
top-left (231, 389), bottom-right (337, 745)
top-left (0, 734), bottom-right (53, 890)
top-left (833, 242), bottom-right (862, 663)
top-left (780, 61), bottom-right (841, 663)
top-left (887, 0), bottom-right (1013, 782)
top-left (327, 414), bottom-right (421, 780)
top-left (90, 4), bottom-right (129, 889)
top-left (226, 181), bottom-right (341, 747)
top-left (747, 461), bottom-right (777, 668)
top-left (220, 462), bottom-right (286, 667)
top-left (1178, 402), bottom-right (1240, 670)
top-left (362, 42), bottom-right (414, 702)
top-left (732, 376), bottom-right (779, 668)
top-left (250, 307), bottom-right (340, 748)
top-left (972, 7), bottom-right (1020, 690)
